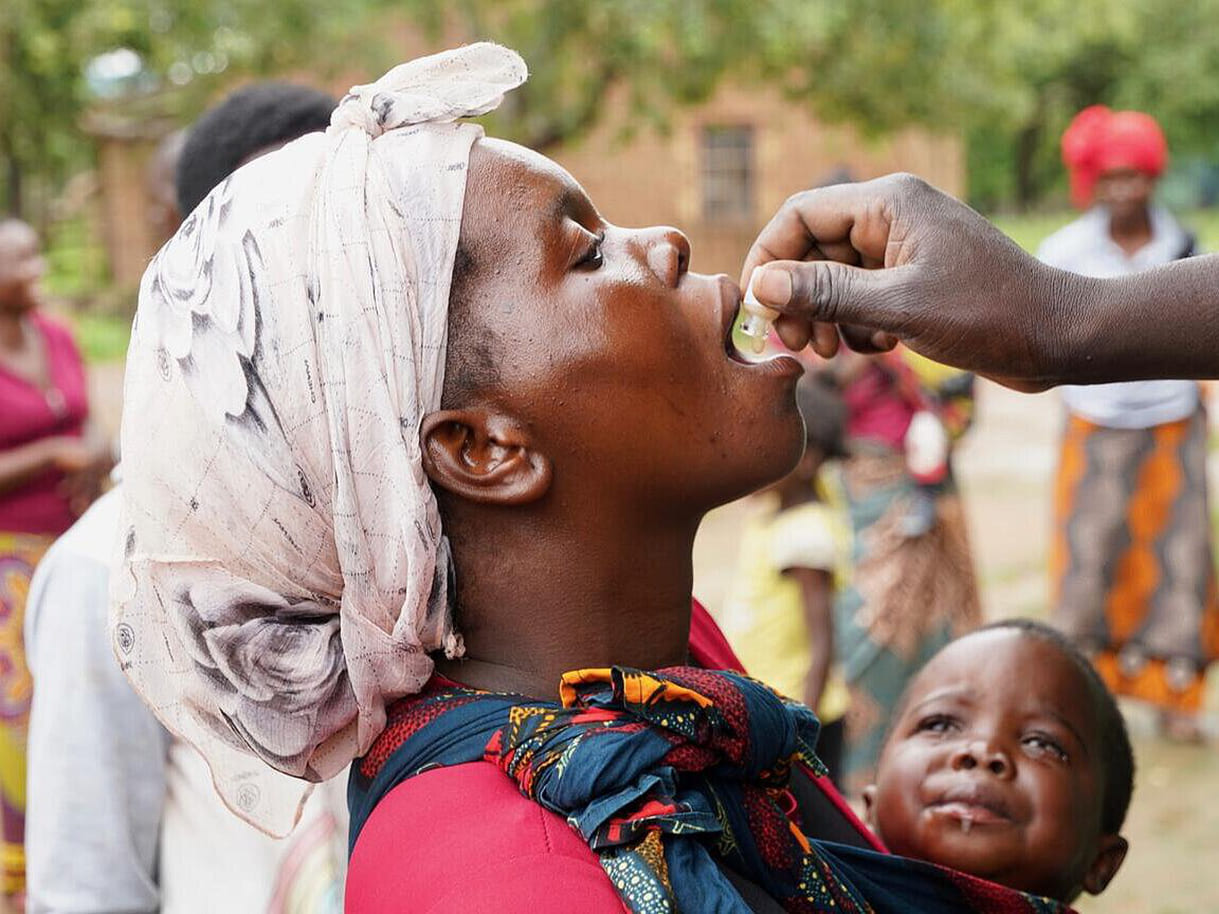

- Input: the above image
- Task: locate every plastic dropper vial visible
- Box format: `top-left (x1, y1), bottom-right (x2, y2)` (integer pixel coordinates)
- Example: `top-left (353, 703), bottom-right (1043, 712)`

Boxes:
top-left (737, 267), bottom-right (780, 355)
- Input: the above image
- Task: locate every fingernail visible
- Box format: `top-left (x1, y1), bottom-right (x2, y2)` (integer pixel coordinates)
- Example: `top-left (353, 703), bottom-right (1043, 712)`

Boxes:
top-left (755, 267), bottom-right (792, 306)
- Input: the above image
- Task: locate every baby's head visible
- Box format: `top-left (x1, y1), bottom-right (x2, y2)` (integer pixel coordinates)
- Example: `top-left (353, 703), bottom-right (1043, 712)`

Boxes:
top-left (794, 371), bottom-right (846, 476)
top-left (863, 619), bottom-right (1132, 903)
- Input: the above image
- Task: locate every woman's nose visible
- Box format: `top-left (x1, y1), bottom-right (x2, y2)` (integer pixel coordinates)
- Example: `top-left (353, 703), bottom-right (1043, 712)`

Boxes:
top-left (951, 740), bottom-right (1013, 779)
top-left (642, 227), bottom-right (691, 288)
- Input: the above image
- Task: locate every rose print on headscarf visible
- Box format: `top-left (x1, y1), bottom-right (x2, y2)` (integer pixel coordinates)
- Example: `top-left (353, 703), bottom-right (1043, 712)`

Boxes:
top-left (139, 179), bottom-right (311, 507)
top-left (143, 182), bottom-right (257, 416)
top-left (167, 571), bottom-right (354, 774)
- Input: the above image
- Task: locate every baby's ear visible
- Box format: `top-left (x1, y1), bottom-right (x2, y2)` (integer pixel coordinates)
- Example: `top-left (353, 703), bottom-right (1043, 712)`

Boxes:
top-left (1082, 833), bottom-right (1128, 896)
top-left (860, 784), bottom-right (879, 829)
top-left (420, 408), bottom-right (552, 505)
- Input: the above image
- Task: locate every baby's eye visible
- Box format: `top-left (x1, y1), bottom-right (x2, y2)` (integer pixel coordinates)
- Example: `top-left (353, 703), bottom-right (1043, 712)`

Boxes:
top-left (916, 714), bottom-right (957, 734)
top-left (575, 231), bottom-right (604, 270)
top-left (1022, 733), bottom-right (1069, 762)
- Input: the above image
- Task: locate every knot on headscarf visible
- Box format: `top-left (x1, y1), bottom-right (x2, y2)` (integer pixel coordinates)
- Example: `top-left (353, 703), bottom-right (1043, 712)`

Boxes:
top-left (329, 43), bottom-right (528, 138)
top-left (1061, 105), bottom-right (1168, 208)
top-left (111, 43), bottom-right (526, 836)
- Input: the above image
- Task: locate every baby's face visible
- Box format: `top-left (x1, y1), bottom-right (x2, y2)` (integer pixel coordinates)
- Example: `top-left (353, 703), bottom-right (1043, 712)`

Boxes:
top-left (865, 629), bottom-right (1120, 901)
top-left (452, 139), bottom-right (807, 512)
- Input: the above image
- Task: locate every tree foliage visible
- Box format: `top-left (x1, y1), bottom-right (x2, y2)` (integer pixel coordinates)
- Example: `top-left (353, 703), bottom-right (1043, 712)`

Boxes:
top-left (0, 0), bottom-right (374, 220)
top-left (404, 0), bottom-right (974, 150)
top-left (959, 0), bottom-right (1219, 209)
top-left (4, 0), bottom-right (1219, 223)
top-left (1, 0), bottom-right (980, 221)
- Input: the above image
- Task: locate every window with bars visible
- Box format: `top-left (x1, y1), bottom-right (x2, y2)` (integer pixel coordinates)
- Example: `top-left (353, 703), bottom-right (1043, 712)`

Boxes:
top-left (701, 125), bottom-right (754, 222)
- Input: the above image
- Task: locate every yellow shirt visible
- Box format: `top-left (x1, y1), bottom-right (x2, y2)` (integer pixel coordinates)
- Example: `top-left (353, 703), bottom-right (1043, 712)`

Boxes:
top-left (719, 495), bottom-right (850, 723)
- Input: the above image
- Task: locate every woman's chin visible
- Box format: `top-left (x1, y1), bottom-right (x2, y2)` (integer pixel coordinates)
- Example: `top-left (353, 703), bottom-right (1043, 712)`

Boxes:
top-left (716, 428), bottom-right (806, 506)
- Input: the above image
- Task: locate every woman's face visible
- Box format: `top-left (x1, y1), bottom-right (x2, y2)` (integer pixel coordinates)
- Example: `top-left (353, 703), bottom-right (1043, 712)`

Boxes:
top-left (451, 139), bottom-right (805, 512)
top-left (0, 222), bottom-right (45, 315)
top-left (1093, 167), bottom-right (1154, 221)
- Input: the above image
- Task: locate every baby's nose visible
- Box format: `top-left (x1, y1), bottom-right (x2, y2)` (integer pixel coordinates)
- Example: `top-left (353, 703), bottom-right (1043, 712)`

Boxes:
top-left (952, 740), bottom-right (1013, 778)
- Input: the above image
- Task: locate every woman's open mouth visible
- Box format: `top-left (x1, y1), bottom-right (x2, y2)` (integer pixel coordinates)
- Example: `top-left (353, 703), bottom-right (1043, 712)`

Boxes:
top-left (717, 276), bottom-right (802, 374)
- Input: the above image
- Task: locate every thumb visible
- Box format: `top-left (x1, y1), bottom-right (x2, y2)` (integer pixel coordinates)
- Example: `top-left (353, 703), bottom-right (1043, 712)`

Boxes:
top-left (754, 261), bottom-right (917, 334)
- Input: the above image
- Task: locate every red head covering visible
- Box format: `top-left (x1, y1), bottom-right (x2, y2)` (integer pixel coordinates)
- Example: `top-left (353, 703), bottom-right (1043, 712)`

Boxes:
top-left (1061, 105), bottom-right (1168, 208)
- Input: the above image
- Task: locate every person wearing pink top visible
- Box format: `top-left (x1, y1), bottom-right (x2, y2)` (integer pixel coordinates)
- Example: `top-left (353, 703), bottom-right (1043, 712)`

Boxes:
top-left (0, 218), bottom-right (111, 904)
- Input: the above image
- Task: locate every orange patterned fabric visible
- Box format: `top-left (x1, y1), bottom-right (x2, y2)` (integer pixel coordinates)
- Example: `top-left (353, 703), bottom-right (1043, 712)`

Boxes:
top-left (1051, 410), bottom-right (1219, 713)
top-left (0, 532), bottom-right (53, 897)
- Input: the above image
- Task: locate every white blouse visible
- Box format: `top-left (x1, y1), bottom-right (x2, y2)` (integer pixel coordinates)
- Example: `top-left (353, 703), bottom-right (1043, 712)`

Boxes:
top-left (1038, 205), bottom-right (1199, 430)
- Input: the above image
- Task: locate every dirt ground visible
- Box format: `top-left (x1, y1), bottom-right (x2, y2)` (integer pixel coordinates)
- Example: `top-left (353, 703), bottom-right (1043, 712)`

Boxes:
top-left (83, 368), bottom-right (1216, 912)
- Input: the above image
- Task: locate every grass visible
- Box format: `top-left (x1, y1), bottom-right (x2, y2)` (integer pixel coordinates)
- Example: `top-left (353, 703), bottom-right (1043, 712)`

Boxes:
top-left (43, 216), bottom-right (109, 301)
top-left (68, 311), bottom-right (132, 364)
top-left (992, 206), bottom-right (1219, 253)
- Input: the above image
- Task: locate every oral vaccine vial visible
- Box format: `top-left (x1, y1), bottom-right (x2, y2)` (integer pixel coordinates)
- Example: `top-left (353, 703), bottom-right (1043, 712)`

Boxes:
top-left (736, 267), bottom-right (779, 355)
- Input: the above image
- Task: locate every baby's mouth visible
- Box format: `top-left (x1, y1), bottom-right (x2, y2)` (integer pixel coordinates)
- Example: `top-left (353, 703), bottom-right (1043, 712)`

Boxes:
top-left (929, 801), bottom-right (1009, 831)
top-left (927, 784), bottom-right (1013, 829)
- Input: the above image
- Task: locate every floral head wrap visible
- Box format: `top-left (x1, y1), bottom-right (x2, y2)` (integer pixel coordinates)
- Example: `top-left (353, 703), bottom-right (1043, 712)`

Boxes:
top-left (1062, 104), bottom-right (1169, 208)
top-left (111, 43), bottom-right (528, 835)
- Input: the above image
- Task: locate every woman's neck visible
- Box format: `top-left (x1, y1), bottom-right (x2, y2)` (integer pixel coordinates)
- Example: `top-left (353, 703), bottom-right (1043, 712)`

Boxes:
top-left (0, 311), bottom-right (27, 351)
top-left (1108, 207), bottom-right (1153, 257)
top-left (434, 503), bottom-right (701, 700)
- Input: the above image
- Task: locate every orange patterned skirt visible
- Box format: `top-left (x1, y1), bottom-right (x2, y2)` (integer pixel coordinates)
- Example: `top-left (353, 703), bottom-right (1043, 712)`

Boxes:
top-left (1050, 409), bottom-right (1219, 714)
top-left (0, 532), bottom-right (52, 898)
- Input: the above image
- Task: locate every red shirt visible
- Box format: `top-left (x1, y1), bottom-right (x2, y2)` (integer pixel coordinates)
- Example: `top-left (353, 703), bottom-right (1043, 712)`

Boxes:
top-left (346, 603), bottom-right (877, 913)
top-left (842, 362), bottom-right (918, 452)
top-left (0, 312), bottom-right (89, 535)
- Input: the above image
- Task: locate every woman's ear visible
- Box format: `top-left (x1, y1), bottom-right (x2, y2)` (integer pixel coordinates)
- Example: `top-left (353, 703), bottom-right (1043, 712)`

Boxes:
top-left (420, 409), bottom-right (551, 505)
top-left (1081, 833), bottom-right (1128, 896)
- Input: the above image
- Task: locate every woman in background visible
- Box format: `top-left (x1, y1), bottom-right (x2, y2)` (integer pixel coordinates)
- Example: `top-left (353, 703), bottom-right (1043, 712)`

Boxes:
top-left (720, 372), bottom-right (852, 784)
top-left (0, 218), bottom-right (111, 905)
top-left (829, 345), bottom-right (981, 795)
top-left (1043, 106), bottom-right (1218, 743)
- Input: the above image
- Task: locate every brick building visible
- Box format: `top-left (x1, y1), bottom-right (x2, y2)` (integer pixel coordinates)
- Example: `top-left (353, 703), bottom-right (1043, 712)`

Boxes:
top-left (552, 83), bottom-right (963, 277)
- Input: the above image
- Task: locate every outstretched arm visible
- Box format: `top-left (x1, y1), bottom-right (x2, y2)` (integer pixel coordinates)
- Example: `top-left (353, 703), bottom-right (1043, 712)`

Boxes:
top-left (742, 173), bottom-right (1219, 389)
top-left (787, 566), bottom-right (834, 713)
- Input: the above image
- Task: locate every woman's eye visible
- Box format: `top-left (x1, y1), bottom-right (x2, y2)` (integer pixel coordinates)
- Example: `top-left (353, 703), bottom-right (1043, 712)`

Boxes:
top-left (1023, 734), bottom-right (1068, 762)
top-left (575, 232), bottom-right (604, 270)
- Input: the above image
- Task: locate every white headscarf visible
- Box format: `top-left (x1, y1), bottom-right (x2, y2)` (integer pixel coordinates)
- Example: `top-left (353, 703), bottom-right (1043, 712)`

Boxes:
top-left (111, 43), bottom-right (528, 835)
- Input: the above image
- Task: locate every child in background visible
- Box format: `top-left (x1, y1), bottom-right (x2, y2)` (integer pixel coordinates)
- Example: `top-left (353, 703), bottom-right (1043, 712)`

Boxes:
top-left (862, 619), bottom-right (1132, 905)
top-left (721, 371), bottom-right (851, 782)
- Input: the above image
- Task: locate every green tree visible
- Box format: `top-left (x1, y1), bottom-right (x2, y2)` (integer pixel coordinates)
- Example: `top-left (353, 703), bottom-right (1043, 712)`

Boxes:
top-left (1, 0), bottom-right (995, 226)
top-left (0, 0), bottom-right (373, 222)
top-left (397, 0), bottom-right (978, 152)
top-left (956, 0), bottom-right (1219, 210)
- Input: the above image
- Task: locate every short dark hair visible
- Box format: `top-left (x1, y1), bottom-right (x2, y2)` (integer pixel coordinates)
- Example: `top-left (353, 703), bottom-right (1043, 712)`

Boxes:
top-left (980, 618), bottom-right (1135, 835)
top-left (796, 372), bottom-right (847, 459)
top-left (176, 83), bottom-right (336, 215)
top-left (441, 241), bottom-right (501, 408)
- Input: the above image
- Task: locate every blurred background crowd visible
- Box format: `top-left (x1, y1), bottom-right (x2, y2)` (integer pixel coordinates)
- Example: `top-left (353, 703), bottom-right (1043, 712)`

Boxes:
top-left (2, 2), bottom-right (1217, 913)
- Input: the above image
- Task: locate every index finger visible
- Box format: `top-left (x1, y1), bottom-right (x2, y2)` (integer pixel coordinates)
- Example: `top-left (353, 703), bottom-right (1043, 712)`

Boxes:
top-left (740, 185), bottom-right (865, 289)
